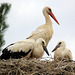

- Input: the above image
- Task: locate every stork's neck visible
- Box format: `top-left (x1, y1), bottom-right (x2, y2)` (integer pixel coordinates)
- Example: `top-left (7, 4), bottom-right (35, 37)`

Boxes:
top-left (44, 12), bottom-right (52, 25)
top-left (33, 42), bottom-right (44, 57)
top-left (34, 42), bottom-right (43, 53)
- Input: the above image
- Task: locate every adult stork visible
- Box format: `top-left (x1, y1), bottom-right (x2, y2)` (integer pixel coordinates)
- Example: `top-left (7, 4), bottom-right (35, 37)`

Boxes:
top-left (27, 6), bottom-right (59, 46)
top-left (52, 41), bottom-right (73, 61)
top-left (0, 38), bottom-right (49, 60)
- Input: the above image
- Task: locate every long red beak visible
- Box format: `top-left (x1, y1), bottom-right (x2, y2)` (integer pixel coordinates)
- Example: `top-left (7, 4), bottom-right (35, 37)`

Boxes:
top-left (50, 12), bottom-right (60, 25)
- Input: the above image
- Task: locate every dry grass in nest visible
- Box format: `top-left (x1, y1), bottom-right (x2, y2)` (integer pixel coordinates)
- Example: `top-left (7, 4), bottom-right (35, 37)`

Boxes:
top-left (0, 57), bottom-right (75, 75)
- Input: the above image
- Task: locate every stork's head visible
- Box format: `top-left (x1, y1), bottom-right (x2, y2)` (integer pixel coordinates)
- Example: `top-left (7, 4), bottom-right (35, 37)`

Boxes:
top-left (43, 6), bottom-right (60, 25)
top-left (36, 38), bottom-right (49, 56)
top-left (52, 41), bottom-right (66, 52)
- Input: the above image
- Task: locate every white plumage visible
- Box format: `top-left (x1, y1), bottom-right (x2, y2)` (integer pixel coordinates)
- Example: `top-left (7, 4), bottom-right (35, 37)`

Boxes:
top-left (27, 6), bottom-right (59, 46)
top-left (52, 41), bottom-right (73, 61)
top-left (0, 38), bottom-right (49, 59)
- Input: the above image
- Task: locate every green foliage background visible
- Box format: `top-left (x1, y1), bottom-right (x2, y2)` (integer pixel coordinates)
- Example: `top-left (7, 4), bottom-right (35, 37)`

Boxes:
top-left (0, 3), bottom-right (11, 51)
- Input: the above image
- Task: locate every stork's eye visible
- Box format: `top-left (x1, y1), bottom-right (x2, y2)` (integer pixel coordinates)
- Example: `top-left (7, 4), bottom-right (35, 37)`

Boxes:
top-left (59, 42), bottom-right (61, 45)
top-left (42, 41), bottom-right (44, 44)
top-left (48, 8), bottom-right (51, 12)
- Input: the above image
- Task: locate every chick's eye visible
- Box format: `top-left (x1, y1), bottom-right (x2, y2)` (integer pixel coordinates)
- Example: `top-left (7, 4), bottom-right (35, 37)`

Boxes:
top-left (59, 42), bottom-right (61, 45)
top-left (42, 41), bottom-right (44, 44)
top-left (48, 8), bottom-right (51, 12)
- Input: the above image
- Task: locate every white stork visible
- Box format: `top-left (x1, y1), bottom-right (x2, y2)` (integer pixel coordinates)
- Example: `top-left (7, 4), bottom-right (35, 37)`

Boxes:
top-left (27, 6), bottom-right (59, 46)
top-left (0, 38), bottom-right (49, 60)
top-left (52, 41), bottom-right (73, 61)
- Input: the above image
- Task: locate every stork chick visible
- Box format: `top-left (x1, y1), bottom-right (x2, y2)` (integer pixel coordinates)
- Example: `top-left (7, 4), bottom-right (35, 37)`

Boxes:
top-left (52, 41), bottom-right (73, 61)
top-left (27, 6), bottom-right (59, 46)
top-left (0, 38), bottom-right (49, 60)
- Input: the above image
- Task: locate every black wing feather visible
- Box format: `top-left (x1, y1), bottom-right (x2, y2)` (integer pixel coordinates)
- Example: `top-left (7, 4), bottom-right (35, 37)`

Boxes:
top-left (0, 48), bottom-right (31, 60)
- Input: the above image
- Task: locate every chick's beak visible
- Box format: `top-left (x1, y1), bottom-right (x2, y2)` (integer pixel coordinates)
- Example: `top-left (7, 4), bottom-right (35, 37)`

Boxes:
top-left (43, 45), bottom-right (49, 56)
top-left (52, 44), bottom-right (60, 52)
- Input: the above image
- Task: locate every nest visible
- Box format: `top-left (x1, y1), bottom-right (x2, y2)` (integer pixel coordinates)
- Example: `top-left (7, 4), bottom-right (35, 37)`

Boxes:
top-left (0, 57), bottom-right (75, 75)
